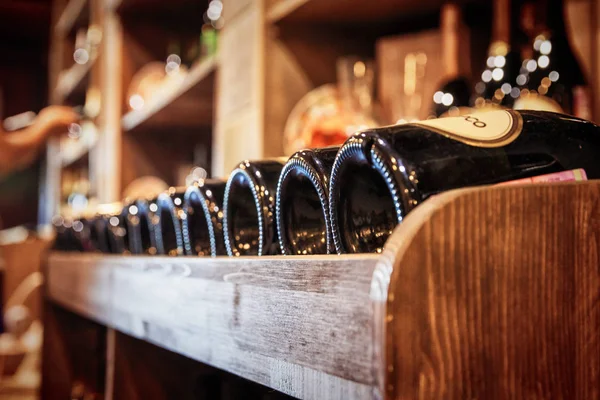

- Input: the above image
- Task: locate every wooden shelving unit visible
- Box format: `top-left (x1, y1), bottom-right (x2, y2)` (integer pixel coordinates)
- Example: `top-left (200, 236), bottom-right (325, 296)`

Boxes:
top-left (54, 0), bottom-right (89, 36)
top-left (42, 181), bottom-right (600, 399)
top-left (266, 0), bottom-right (453, 24)
top-left (40, 0), bottom-right (600, 398)
top-left (54, 56), bottom-right (97, 105)
top-left (122, 55), bottom-right (217, 132)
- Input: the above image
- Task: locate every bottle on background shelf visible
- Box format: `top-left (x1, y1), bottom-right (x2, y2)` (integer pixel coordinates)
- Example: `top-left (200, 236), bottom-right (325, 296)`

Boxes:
top-left (182, 179), bottom-right (227, 257)
top-left (432, 3), bottom-right (472, 117)
top-left (473, 0), bottom-right (522, 109)
top-left (514, 0), bottom-right (591, 119)
top-left (283, 56), bottom-right (378, 154)
top-left (222, 159), bottom-right (286, 256)
top-left (275, 146), bottom-right (339, 255)
top-left (328, 110), bottom-right (600, 254)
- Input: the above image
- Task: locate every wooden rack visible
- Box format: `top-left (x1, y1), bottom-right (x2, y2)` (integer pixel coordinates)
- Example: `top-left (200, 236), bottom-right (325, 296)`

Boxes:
top-left (42, 181), bottom-right (600, 399)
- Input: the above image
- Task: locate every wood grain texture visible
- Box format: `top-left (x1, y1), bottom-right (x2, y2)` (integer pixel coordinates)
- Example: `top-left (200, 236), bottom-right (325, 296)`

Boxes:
top-left (41, 302), bottom-right (107, 400)
top-left (46, 253), bottom-right (379, 399)
top-left (375, 181), bottom-right (600, 399)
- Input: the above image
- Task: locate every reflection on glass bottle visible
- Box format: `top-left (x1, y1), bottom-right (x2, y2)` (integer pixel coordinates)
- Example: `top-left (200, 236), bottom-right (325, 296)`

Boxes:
top-left (222, 159), bottom-right (286, 256)
top-left (275, 147), bottom-right (339, 255)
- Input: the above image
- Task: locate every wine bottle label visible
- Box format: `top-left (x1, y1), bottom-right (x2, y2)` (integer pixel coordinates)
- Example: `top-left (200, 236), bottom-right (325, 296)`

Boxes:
top-left (415, 109), bottom-right (523, 147)
top-left (513, 92), bottom-right (564, 114)
top-left (497, 168), bottom-right (587, 186)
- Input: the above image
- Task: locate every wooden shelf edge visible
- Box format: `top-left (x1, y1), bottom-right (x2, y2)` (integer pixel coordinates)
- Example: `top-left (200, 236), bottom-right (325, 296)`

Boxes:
top-left (55, 0), bottom-right (89, 35)
top-left (46, 252), bottom-right (378, 399)
top-left (61, 140), bottom-right (94, 168)
top-left (373, 180), bottom-right (600, 398)
top-left (121, 55), bottom-right (218, 132)
top-left (266, 0), bottom-right (309, 23)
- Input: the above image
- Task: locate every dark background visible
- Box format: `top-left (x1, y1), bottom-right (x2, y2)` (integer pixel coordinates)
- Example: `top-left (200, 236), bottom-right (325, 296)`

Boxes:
top-left (0, 0), bottom-right (51, 228)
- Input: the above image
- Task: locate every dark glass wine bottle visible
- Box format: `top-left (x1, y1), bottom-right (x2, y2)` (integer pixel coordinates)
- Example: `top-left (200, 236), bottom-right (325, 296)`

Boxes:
top-left (432, 3), bottom-right (471, 117)
top-left (72, 217), bottom-right (98, 252)
top-left (473, 0), bottom-right (522, 108)
top-left (125, 199), bottom-right (157, 255)
top-left (514, 0), bottom-right (591, 119)
top-left (52, 216), bottom-right (83, 252)
top-left (222, 159), bottom-right (286, 256)
top-left (182, 179), bottom-right (226, 256)
top-left (329, 109), bottom-right (600, 254)
top-left (154, 189), bottom-right (185, 256)
top-left (88, 215), bottom-right (111, 253)
top-left (105, 209), bottom-right (128, 254)
top-left (276, 147), bottom-right (338, 255)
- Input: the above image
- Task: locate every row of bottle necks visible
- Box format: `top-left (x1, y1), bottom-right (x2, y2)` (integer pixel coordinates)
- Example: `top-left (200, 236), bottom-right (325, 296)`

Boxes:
top-left (54, 109), bottom-right (600, 256)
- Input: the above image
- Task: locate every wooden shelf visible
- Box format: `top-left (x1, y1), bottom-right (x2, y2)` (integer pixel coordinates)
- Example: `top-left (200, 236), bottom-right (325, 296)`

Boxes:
top-left (45, 182), bottom-right (600, 399)
top-left (54, 57), bottom-right (96, 105)
top-left (267, 0), bottom-right (454, 24)
top-left (55, 0), bottom-right (89, 36)
top-left (47, 252), bottom-right (378, 398)
top-left (121, 55), bottom-right (217, 133)
top-left (61, 141), bottom-right (91, 168)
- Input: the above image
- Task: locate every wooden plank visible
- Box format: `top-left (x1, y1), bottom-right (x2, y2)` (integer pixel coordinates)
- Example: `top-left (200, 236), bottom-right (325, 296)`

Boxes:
top-left (374, 181), bottom-right (600, 399)
top-left (41, 302), bottom-right (107, 400)
top-left (55, 0), bottom-right (89, 36)
top-left (46, 253), bottom-right (378, 399)
top-left (121, 55), bottom-right (217, 132)
top-left (213, 1), bottom-right (264, 176)
top-left (267, 0), bottom-right (450, 24)
top-left (95, 5), bottom-right (122, 203)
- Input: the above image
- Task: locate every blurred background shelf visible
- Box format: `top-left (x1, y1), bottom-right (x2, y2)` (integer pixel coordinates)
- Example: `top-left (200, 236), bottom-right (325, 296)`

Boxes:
top-left (267, 0), bottom-right (475, 24)
top-left (53, 57), bottom-right (96, 105)
top-left (121, 54), bottom-right (217, 133)
top-left (60, 141), bottom-right (92, 168)
top-left (54, 0), bottom-right (89, 36)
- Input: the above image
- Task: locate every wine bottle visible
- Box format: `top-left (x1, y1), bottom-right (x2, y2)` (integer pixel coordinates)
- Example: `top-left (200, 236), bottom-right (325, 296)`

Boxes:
top-left (182, 179), bottom-right (226, 256)
top-left (222, 159), bottom-right (286, 256)
top-left (154, 189), bottom-right (185, 256)
top-left (52, 216), bottom-right (83, 252)
top-left (473, 0), bottom-right (522, 108)
top-left (125, 199), bottom-right (157, 255)
top-left (432, 3), bottom-right (471, 117)
top-left (329, 109), bottom-right (600, 254)
top-left (514, 0), bottom-right (591, 118)
top-left (105, 211), bottom-right (128, 255)
top-left (72, 217), bottom-right (99, 252)
top-left (275, 147), bottom-right (338, 255)
top-left (88, 216), bottom-right (111, 253)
